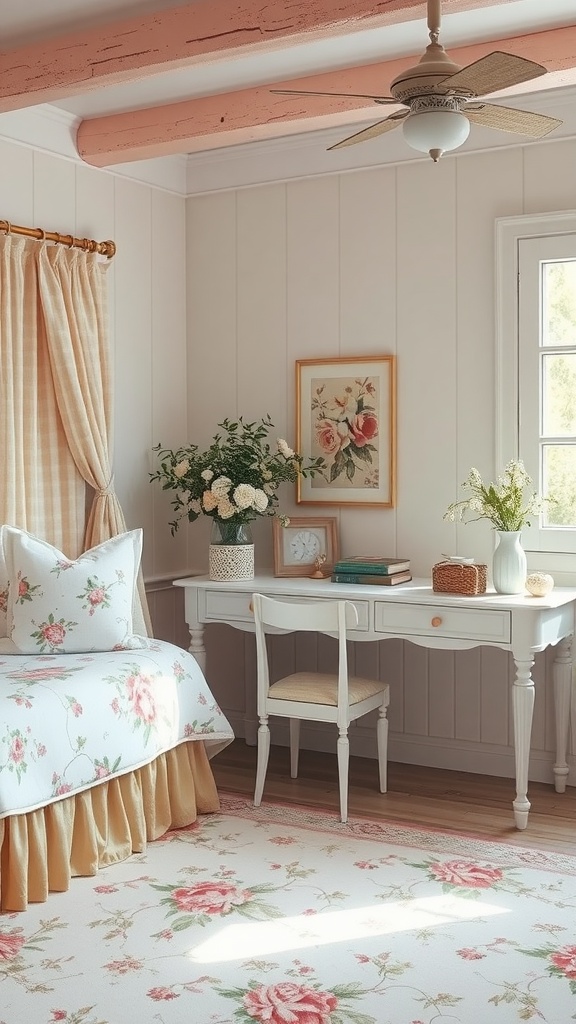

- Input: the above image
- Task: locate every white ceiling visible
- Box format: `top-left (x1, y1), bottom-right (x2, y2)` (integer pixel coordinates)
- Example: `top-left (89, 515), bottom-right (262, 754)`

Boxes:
top-left (2, 0), bottom-right (576, 179)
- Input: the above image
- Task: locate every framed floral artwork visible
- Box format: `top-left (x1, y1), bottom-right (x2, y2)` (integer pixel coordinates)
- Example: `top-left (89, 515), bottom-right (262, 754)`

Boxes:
top-left (295, 355), bottom-right (396, 507)
top-left (272, 516), bottom-right (339, 577)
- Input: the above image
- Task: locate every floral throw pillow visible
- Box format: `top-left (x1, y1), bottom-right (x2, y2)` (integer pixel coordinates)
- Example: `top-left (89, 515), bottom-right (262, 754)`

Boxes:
top-left (2, 527), bottom-right (145, 655)
top-left (0, 526), bottom-right (8, 638)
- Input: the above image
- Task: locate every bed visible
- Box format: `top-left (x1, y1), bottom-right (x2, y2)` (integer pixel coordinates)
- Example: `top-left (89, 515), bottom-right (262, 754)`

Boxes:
top-left (0, 526), bottom-right (234, 912)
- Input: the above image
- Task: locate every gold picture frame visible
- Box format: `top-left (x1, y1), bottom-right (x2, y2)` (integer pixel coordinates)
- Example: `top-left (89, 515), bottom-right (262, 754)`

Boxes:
top-left (272, 516), bottom-right (339, 577)
top-left (296, 354), bottom-right (396, 507)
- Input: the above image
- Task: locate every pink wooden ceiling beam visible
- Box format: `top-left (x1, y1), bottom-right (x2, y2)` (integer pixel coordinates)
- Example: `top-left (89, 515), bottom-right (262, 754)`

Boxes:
top-left (77, 26), bottom-right (576, 165)
top-left (0, 0), bottom-right (515, 113)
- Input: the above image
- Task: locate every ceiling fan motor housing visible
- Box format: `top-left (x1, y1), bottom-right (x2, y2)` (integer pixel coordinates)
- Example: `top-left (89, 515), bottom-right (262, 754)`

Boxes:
top-left (390, 42), bottom-right (464, 102)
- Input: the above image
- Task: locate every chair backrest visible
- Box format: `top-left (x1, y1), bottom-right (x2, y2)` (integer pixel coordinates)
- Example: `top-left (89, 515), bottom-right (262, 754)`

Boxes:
top-left (252, 594), bottom-right (358, 711)
top-left (253, 594), bottom-right (358, 633)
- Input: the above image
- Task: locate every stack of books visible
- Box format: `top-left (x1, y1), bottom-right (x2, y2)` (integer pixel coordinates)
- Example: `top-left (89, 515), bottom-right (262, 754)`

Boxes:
top-left (331, 555), bottom-right (412, 586)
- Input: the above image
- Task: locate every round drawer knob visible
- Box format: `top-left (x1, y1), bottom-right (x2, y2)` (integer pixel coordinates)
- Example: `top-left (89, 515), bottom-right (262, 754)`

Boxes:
top-left (431, 616), bottom-right (443, 627)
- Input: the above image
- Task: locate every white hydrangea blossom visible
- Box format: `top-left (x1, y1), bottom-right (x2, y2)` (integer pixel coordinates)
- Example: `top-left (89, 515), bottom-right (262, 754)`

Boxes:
top-left (211, 476), bottom-right (232, 498)
top-left (233, 483), bottom-right (256, 510)
top-left (201, 469), bottom-right (214, 481)
top-left (253, 488), bottom-right (269, 512)
top-left (217, 496), bottom-right (236, 519)
top-left (202, 490), bottom-right (218, 512)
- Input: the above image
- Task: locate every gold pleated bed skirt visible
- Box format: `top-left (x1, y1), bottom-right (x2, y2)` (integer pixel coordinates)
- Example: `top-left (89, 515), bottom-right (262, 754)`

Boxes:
top-left (0, 741), bottom-right (220, 912)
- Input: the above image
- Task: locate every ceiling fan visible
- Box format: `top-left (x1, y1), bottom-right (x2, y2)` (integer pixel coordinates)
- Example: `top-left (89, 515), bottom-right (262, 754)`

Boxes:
top-left (271, 0), bottom-right (562, 162)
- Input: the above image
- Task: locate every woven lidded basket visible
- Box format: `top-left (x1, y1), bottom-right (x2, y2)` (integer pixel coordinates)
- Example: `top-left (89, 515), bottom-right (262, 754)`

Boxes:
top-left (432, 560), bottom-right (487, 596)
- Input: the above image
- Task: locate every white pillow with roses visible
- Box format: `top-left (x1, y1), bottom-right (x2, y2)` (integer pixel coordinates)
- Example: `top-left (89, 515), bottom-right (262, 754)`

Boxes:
top-left (1, 527), bottom-right (146, 655)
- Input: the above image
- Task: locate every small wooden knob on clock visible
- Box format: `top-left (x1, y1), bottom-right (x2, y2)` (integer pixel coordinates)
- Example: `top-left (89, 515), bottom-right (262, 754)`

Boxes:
top-left (431, 615), bottom-right (443, 627)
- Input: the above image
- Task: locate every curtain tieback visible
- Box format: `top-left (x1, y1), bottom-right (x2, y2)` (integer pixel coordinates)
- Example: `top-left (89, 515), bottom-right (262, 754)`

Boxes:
top-left (95, 482), bottom-right (114, 499)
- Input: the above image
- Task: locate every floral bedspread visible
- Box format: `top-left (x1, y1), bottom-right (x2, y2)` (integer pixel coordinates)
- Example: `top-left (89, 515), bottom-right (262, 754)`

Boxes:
top-left (0, 638), bottom-right (234, 818)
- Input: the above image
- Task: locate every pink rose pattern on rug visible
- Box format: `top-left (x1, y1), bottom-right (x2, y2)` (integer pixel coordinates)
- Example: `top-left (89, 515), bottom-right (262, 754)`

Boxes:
top-left (1, 796), bottom-right (575, 1023)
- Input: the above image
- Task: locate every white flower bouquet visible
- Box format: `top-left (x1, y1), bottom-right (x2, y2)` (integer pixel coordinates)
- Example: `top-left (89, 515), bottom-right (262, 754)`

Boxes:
top-left (444, 459), bottom-right (546, 532)
top-left (151, 415), bottom-right (326, 536)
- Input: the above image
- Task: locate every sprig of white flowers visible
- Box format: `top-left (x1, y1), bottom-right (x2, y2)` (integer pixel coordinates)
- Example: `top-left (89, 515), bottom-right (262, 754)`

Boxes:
top-left (151, 415), bottom-right (325, 535)
top-left (444, 460), bottom-right (546, 532)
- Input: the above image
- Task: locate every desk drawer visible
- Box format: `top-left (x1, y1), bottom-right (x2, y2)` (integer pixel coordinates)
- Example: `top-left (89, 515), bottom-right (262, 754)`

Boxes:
top-left (203, 590), bottom-right (369, 630)
top-left (375, 601), bottom-right (511, 644)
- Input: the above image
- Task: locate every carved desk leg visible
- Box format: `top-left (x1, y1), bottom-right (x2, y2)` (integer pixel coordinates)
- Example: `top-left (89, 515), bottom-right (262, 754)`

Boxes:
top-left (512, 654), bottom-right (535, 830)
top-left (187, 625), bottom-right (207, 674)
top-left (553, 635), bottom-right (573, 794)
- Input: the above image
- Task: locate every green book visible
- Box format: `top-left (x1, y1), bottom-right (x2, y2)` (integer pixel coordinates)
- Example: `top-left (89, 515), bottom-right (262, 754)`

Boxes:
top-left (333, 556), bottom-right (410, 575)
top-left (332, 570), bottom-right (413, 586)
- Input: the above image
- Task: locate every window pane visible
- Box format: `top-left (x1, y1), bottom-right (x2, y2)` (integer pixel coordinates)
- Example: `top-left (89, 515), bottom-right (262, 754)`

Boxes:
top-left (543, 445), bottom-right (576, 527)
top-left (542, 260), bottom-right (576, 347)
top-left (542, 353), bottom-right (576, 435)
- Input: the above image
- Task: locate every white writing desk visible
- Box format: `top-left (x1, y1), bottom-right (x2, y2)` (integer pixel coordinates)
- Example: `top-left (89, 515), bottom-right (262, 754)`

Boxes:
top-left (174, 573), bottom-right (576, 830)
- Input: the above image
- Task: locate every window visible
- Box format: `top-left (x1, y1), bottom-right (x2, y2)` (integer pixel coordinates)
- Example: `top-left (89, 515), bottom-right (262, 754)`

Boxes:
top-left (496, 212), bottom-right (576, 577)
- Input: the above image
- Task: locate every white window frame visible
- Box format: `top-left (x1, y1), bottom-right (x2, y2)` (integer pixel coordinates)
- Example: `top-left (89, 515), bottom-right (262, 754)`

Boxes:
top-left (495, 210), bottom-right (576, 583)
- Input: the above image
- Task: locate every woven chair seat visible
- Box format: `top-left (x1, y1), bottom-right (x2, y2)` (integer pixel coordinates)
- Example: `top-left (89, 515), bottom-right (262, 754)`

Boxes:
top-left (270, 671), bottom-right (388, 706)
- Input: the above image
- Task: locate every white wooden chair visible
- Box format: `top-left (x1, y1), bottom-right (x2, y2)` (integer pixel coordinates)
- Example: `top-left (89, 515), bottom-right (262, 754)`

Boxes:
top-left (252, 593), bottom-right (390, 823)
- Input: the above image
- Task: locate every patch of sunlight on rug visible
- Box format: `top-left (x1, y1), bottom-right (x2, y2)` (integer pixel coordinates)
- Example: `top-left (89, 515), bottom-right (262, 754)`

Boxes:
top-left (1, 793), bottom-right (576, 1024)
top-left (191, 894), bottom-right (509, 961)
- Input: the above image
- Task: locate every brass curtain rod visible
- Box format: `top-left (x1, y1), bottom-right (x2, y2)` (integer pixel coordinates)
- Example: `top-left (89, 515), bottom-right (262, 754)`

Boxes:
top-left (0, 219), bottom-right (116, 258)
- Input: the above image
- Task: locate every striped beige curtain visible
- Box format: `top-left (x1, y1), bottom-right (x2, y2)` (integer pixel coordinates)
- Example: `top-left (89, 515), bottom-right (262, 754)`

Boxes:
top-left (0, 235), bottom-right (85, 552)
top-left (0, 234), bottom-right (151, 635)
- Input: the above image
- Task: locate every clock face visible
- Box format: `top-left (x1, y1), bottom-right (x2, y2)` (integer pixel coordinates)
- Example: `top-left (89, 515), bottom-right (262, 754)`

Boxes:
top-left (288, 529), bottom-right (321, 563)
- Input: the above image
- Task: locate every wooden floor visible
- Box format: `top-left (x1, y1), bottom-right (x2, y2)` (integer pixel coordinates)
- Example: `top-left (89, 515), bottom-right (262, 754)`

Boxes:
top-left (212, 739), bottom-right (576, 854)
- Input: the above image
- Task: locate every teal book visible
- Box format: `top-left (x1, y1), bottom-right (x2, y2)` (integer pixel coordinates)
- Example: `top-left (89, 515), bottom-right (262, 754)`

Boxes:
top-left (332, 570), bottom-right (413, 586)
top-left (333, 556), bottom-right (410, 576)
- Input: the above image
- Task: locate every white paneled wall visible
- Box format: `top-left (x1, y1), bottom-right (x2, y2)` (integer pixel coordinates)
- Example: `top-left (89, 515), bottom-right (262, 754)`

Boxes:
top-left (185, 137), bottom-right (576, 785)
top-left (0, 136), bottom-right (189, 585)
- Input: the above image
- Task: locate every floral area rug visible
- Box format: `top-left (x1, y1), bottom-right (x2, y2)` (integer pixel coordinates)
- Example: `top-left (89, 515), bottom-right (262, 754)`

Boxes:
top-left (1, 794), bottom-right (576, 1024)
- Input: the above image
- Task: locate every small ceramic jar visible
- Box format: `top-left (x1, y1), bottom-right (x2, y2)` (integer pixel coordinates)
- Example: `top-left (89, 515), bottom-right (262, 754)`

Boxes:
top-left (525, 572), bottom-right (554, 597)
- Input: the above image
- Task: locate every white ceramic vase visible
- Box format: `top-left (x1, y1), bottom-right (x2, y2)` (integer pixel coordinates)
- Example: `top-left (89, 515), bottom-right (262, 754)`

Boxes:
top-left (492, 530), bottom-right (527, 595)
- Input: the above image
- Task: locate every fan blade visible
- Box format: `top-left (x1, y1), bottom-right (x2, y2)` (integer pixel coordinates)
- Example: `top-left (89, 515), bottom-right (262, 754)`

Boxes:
top-left (327, 112), bottom-right (408, 151)
top-left (438, 51), bottom-right (547, 98)
top-left (270, 89), bottom-right (395, 104)
top-left (466, 103), bottom-right (562, 138)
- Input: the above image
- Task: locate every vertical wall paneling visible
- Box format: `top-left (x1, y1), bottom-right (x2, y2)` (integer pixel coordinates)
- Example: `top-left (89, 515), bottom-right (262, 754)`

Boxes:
top-left (33, 152), bottom-right (76, 231)
top-left (402, 643), bottom-right (429, 737)
top-left (452, 648), bottom-right (481, 742)
top-left (452, 148), bottom-right (524, 571)
top-left (523, 139), bottom-right (576, 215)
top-left (113, 178), bottom-right (154, 572)
top-left (186, 191), bottom-right (238, 572)
top-left (284, 176), bottom-right (342, 534)
top-left (236, 184), bottom-right (288, 568)
top-left (339, 166), bottom-right (398, 556)
top-left (395, 158), bottom-right (458, 574)
top-left (428, 650), bottom-right (455, 739)
top-left (150, 190), bottom-right (188, 578)
top-left (0, 140), bottom-right (34, 225)
top-left (478, 647), bottom-right (508, 746)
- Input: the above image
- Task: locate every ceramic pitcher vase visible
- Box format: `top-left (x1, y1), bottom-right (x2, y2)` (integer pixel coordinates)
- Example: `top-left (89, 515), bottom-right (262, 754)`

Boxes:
top-left (492, 530), bottom-right (527, 595)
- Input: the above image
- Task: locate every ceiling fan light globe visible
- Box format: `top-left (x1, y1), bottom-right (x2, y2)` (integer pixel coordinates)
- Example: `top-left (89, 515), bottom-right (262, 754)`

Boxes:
top-left (402, 110), bottom-right (470, 160)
